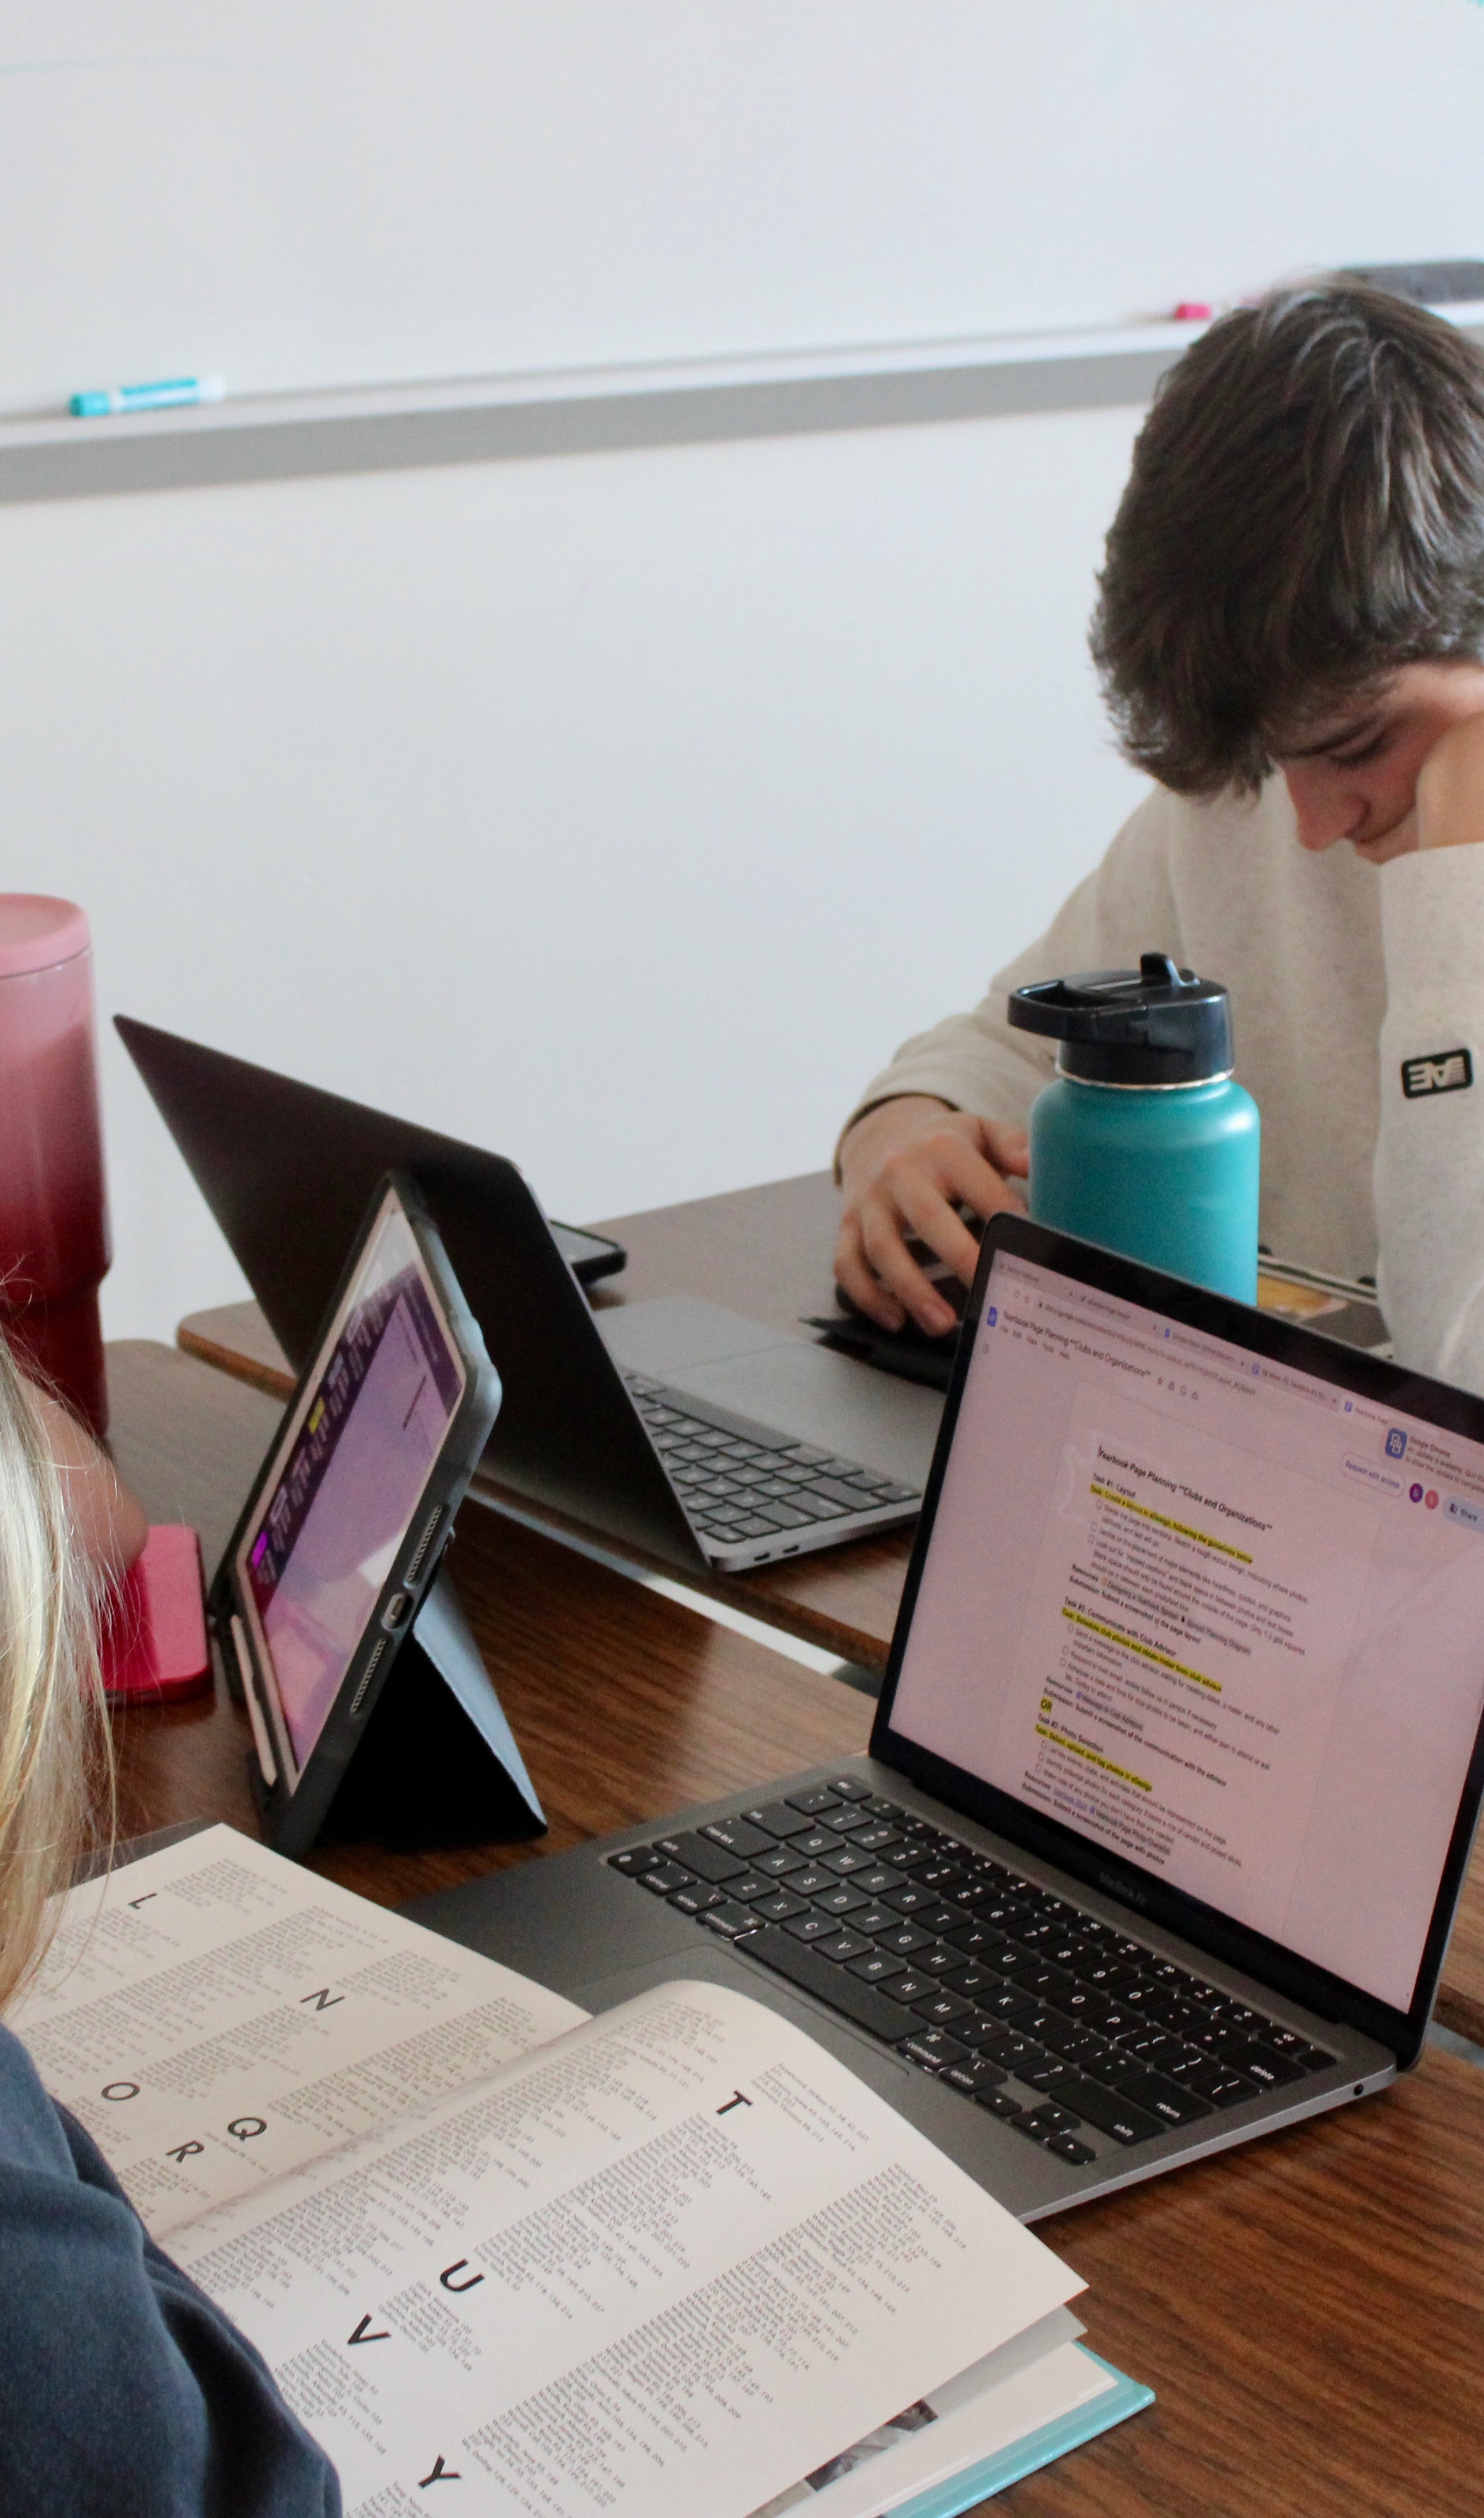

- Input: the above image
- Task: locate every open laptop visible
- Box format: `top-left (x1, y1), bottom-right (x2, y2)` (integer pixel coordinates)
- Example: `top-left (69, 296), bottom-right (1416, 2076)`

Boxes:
top-left (407, 1211), bottom-right (1484, 2219)
top-left (116, 1017), bottom-right (939, 1574)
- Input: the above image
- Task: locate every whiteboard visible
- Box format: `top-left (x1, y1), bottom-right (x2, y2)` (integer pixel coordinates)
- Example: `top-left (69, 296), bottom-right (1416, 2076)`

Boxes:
top-left (3, 0), bottom-right (1484, 416)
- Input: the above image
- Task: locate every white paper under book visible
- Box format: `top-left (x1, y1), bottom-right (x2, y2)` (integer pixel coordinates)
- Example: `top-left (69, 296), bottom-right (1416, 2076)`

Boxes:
top-left (11, 1827), bottom-right (1150, 2515)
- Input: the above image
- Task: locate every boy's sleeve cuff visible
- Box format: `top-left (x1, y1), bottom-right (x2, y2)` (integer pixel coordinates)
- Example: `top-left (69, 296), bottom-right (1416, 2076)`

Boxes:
top-left (832, 1087), bottom-right (961, 1183)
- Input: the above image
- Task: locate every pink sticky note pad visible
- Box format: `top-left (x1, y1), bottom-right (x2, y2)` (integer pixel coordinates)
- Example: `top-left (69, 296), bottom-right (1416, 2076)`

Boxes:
top-left (101, 1525), bottom-right (212, 1705)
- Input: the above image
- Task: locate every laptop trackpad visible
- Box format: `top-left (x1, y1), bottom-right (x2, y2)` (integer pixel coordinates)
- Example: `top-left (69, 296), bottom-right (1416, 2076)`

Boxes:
top-left (599, 1296), bottom-right (942, 1487)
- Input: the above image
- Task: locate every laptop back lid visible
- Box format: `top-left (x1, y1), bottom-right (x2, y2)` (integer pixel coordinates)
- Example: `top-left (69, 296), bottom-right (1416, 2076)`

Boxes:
top-left (115, 1016), bottom-right (697, 1566)
top-left (872, 1215), bottom-right (1484, 2071)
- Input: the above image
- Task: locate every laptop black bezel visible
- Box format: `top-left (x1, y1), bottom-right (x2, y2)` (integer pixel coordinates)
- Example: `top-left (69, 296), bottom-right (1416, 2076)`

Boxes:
top-left (869, 1213), bottom-right (1484, 2072)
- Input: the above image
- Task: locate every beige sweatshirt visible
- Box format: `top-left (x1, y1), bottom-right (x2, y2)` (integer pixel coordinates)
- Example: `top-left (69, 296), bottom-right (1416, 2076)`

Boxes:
top-left (850, 776), bottom-right (1484, 1388)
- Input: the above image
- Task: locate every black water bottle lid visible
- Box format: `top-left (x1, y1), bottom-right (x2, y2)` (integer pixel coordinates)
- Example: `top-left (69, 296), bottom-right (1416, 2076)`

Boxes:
top-left (1007, 952), bottom-right (1234, 1085)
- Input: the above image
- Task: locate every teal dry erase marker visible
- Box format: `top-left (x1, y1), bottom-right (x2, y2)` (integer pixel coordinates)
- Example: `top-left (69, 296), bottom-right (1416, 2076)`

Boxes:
top-left (70, 375), bottom-right (224, 417)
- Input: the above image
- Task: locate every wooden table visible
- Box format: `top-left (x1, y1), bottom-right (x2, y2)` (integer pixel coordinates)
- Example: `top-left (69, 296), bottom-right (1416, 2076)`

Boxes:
top-left (177, 1170), bottom-right (1484, 2054)
top-left (178, 1170), bottom-right (913, 1676)
top-left (104, 1333), bottom-right (1484, 2518)
top-left (105, 1336), bottom-right (875, 1912)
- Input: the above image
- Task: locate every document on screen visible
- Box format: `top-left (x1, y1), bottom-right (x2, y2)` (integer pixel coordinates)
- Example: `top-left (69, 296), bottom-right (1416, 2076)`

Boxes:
top-left (993, 1381), bottom-right (1375, 1939)
top-left (889, 1250), bottom-right (1484, 2012)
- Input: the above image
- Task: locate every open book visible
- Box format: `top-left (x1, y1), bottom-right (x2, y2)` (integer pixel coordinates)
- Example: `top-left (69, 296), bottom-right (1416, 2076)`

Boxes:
top-left (11, 1827), bottom-right (1150, 2516)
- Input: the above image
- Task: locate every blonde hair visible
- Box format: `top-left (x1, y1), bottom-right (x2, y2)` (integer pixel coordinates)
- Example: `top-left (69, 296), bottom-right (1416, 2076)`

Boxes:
top-left (0, 1334), bottom-right (111, 2012)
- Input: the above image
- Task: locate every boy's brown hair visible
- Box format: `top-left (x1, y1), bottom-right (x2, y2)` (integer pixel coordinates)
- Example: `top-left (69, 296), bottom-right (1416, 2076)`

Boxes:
top-left (1091, 284), bottom-right (1484, 794)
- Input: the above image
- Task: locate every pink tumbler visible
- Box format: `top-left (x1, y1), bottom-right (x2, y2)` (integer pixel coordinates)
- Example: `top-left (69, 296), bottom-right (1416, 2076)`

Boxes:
top-left (0, 898), bottom-right (111, 1437)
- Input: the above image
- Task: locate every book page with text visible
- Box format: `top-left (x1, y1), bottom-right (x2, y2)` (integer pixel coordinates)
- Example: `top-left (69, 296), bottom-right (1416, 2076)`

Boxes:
top-left (8, 1826), bottom-right (587, 2237)
top-left (169, 1979), bottom-right (1082, 2518)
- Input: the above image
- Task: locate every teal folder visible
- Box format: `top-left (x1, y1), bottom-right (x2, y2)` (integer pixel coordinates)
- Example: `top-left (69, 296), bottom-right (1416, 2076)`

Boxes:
top-left (884, 2349), bottom-right (1154, 2518)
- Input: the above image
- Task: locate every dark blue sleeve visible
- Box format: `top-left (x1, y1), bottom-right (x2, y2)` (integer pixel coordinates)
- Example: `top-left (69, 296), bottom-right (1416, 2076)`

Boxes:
top-left (0, 2025), bottom-right (340, 2518)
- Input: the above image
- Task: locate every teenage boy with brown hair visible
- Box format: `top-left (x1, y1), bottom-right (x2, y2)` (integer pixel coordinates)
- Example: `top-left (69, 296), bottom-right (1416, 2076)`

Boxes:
top-left (836, 283), bottom-right (1484, 1388)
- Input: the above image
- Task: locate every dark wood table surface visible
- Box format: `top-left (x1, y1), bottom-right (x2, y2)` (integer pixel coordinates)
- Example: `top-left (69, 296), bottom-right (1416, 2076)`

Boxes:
top-left (176, 1169), bottom-right (1484, 2053)
top-left (177, 1169), bottom-right (912, 1675)
top-left (104, 1331), bottom-right (1484, 2518)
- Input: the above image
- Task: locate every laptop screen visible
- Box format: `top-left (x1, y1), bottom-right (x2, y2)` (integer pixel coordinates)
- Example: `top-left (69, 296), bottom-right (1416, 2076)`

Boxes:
top-left (887, 1245), bottom-right (1484, 2016)
top-left (235, 1189), bottom-right (466, 1784)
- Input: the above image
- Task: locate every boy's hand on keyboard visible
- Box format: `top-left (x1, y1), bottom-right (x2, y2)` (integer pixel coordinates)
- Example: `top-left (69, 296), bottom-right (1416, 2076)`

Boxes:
top-left (836, 1098), bottom-right (1028, 1335)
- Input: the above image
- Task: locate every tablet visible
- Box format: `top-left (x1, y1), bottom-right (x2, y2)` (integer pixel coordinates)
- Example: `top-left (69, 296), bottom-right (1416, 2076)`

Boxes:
top-left (212, 1174), bottom-right (500, 1856)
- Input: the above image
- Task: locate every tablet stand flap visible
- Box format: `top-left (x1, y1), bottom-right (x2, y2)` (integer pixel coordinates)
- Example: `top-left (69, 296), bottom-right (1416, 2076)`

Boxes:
top-left (317, 1566), bottom-right (546, 1849)
top-left (408, 1566), bottom-right (546, 1829)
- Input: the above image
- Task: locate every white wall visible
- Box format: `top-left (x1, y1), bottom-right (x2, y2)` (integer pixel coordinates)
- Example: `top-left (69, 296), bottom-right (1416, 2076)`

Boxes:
top-left (0, 402), bottom-right (1149, 1343)
top-left (5, 0), bottom-right (1480, 1353)
top-left (5, 0), bottom-right (1483, 409)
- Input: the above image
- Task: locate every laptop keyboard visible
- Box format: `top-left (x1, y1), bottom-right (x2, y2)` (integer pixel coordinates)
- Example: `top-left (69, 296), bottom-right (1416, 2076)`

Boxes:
top-left (624, 1374), bottom-right (920, 1545)
top-left (607, 1781), bottom-right (1336, 2172)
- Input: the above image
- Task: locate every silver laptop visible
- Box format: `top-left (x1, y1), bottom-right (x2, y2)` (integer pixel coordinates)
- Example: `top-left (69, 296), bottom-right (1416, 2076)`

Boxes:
top-left (409, 1212), bottom-right (1484, 2218)
top-left (115, 1017), bottom-right (939, 1574)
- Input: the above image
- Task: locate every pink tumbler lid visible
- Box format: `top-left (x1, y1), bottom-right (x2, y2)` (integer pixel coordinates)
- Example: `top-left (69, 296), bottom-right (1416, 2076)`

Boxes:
top-left (0, 896), bottom-right (91, 977)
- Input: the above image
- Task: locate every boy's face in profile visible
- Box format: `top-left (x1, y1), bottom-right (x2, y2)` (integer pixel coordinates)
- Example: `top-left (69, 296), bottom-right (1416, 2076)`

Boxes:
top-left (1271, 658), bottom-right (1484, 863)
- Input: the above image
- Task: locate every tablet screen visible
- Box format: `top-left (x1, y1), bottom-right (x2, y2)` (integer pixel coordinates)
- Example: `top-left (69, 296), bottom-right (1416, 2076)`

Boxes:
top-left (235, 1190), bottom-right (466, 1782)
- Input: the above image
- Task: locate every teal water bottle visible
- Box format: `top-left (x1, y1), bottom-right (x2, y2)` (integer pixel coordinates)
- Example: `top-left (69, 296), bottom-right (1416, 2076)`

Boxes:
top-left (1007, 952), bottom-right (1260, 1302)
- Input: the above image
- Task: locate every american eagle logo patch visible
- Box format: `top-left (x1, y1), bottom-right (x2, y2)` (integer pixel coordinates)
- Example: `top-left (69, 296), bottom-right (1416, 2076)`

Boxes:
top-left (1402, 1049), bottom-right (1473, 1099)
